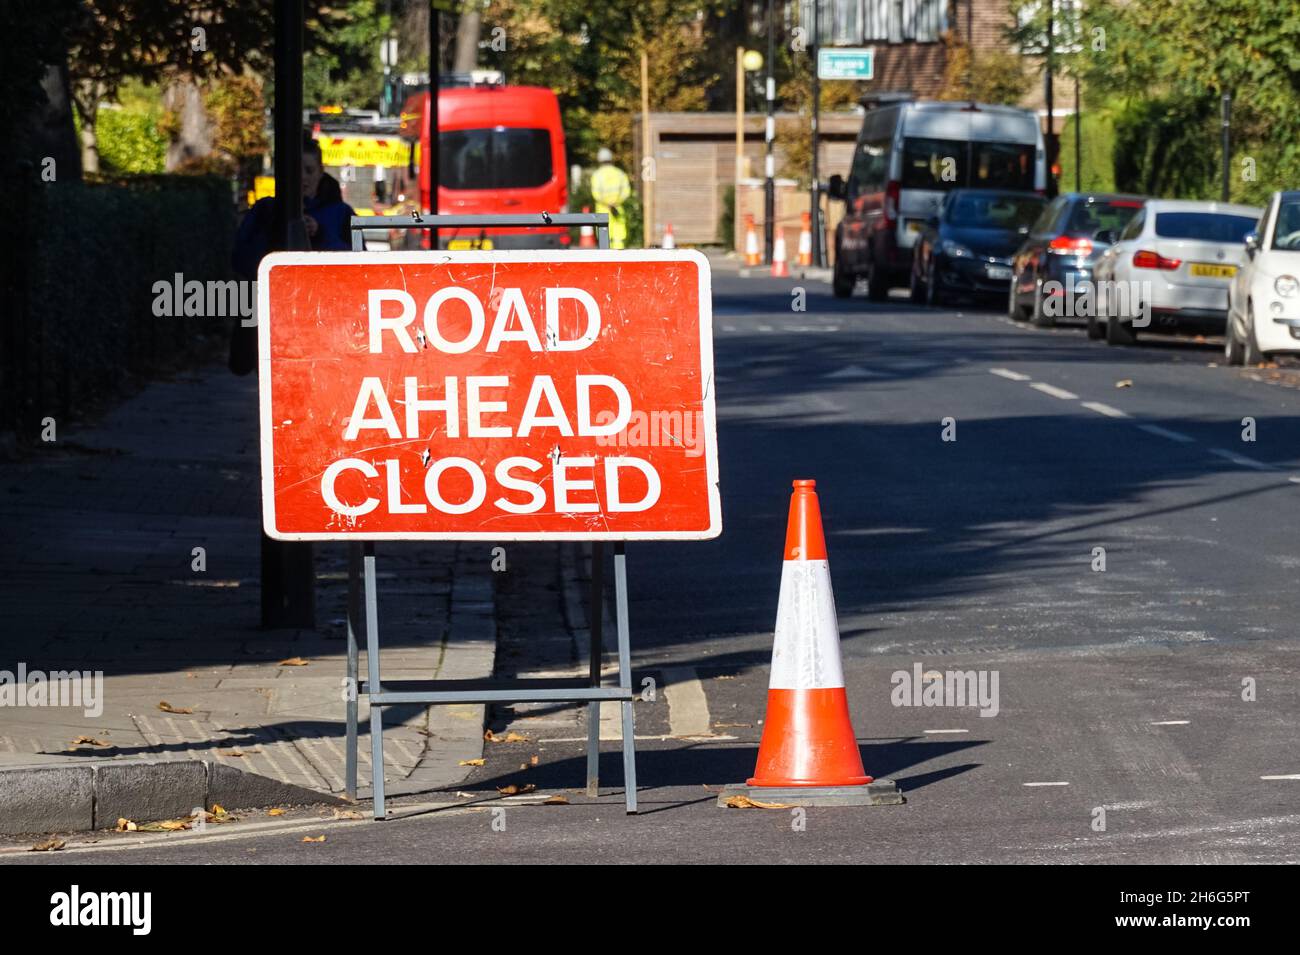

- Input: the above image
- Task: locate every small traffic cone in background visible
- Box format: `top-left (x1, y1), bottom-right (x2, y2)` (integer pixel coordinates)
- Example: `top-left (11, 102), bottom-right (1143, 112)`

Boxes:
top-left (662, 223), bottom-right (676, 250)
top-left (744, 215), bottom-right (760, 266)
top-left (579, 205), bottom-right (597, 248)
top-left (718, 480), bottom-right (902, 808)
top-left (797, 211), bottom-right (813, 266)
top-left (770, 230), bottom-right (790, 278)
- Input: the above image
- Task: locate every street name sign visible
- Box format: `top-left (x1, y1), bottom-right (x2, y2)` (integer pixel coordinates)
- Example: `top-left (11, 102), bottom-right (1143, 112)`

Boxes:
top-left (817, 48), bottom-right (875, 81)
top-left (257, 250), bottom-right (720, 541)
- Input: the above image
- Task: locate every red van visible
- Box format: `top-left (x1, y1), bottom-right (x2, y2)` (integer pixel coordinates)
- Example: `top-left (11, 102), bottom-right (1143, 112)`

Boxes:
top-left (398, 81), bottom-right (568, 249)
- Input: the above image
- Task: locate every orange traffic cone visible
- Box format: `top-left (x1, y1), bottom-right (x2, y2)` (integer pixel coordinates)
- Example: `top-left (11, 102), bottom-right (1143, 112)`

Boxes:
top-left (797, 211), bottom-right (813, 266)
top-left (747, 479), bottom-right (870, 788)
top-left (770, 230), bottom-right (790, 278)
top-left (744, 214), bottom-right (760, 266)
top-left (662, 223), bottom-right (676, 250)
top-left (579, 205), bottom-right (597, 248)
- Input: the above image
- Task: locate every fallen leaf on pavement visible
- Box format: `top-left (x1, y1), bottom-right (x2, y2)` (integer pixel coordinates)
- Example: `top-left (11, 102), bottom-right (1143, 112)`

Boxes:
top-left (70, 735), bottom-right (110, 747)
top-left (138, 818), bottom-right (193, 832)
top-left (267, 808), bottom-right (286, 816)
top-left (543, 795), bottom-right (569, 805)
top-left (497, 783), bottom-right (537, 796)
top-left (529, 754), bottom-right (539, 766)
top-left (722, 795), bottom-right (791, 810)
top-left (277, 657), bottom-right (310, 667)
top-left (1115, 379), bottom-right (1133, 389)
top-left (458, 758), bottom-right (485, 766)
top-left (157, 701), bottom-right (193, 714)
top-left (302, 835), bottom-right (326, 843)
top-left (330, 809), bottom-right (363, 820)
top-left (30, 839), bottom-right (65, 851)
top-left (116, 818), bottom-right (138, 832)
top-left (484, 729), bottom-right (530, 743)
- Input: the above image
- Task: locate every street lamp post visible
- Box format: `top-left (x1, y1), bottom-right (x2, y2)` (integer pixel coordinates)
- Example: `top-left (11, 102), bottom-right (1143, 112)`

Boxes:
top-left (810, 0), bottom-right (822, 267)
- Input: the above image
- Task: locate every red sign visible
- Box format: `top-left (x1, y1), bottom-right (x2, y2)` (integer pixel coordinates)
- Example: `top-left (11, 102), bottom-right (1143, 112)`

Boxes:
top-left (257, 251), bottom-right (720, 540)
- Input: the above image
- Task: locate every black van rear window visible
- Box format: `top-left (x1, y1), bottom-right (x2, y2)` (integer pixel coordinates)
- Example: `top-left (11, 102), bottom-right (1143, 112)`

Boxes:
top-left (901, 138), bottom-right (1035, 191)
top-left (440, 127), bottom-right (553, 190)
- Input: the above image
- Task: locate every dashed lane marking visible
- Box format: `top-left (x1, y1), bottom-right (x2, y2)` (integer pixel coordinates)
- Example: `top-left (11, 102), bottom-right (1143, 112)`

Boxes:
top-left (1081, 401), bottom-right (1130, 418)
top-left (1137, 424), bottom-right (1195, 443)
top-left (1149, 720), bottom-right (1190, 726)
top-left (661, 667), bottom-right (712, 738)
top-left (923, 729), bottom-right (970, 734)
top-left (989, 368), bottom-right (1032, 381)
top-left (1029, 382), bottom-right (1079, 400)
top-left (1260, 774), bottom-right (1300, 781)
top-left (1023, 781), bottom-right (1070, 787)
top-left (1209, 448), bottom-right (1276, 471)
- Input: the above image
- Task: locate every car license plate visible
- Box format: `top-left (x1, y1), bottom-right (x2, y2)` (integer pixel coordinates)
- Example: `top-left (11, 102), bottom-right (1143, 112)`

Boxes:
top-left (986, 266), bottom-right (1012, 280)
top-left (1190, 262), bottom-right (1235, 279)
top-left (447, 238), bottom-right (494, 251)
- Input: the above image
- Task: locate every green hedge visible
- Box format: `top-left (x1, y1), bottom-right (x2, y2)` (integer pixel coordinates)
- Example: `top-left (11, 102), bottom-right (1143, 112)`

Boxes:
top-left (3, 173), bottom-right (236, 438)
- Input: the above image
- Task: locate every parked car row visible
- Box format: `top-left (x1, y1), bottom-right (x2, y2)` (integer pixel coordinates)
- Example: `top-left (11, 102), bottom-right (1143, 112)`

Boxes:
top-left (828, 98), bottom-right (1299, 364)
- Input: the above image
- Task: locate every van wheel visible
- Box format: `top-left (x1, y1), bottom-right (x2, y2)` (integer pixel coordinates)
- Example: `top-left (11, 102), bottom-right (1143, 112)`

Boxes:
top-left (832, 249), bottom-right (854, 298)
top-left (1106, 313), bottom-right (1136, 346)
top-left (866, 258), bottom-right (890, 301)
top-left (1224, 313), bottom-right (1245, 365)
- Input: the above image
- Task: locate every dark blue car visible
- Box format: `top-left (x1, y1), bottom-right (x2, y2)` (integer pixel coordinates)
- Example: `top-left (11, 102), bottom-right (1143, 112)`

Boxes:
top-left (910, 189), bottom-right (1047, 307)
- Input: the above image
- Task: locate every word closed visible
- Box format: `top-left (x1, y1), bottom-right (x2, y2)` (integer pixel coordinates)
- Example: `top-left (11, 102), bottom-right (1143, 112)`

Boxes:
top-left (258, 251), bottom-right (719, 540)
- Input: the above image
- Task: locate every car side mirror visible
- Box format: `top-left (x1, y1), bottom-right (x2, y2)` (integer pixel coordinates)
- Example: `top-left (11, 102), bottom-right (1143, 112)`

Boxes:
top-left (1244, 231), bottom-right (1259, 258)
top-left (827, 174), bottom-right (846, 201)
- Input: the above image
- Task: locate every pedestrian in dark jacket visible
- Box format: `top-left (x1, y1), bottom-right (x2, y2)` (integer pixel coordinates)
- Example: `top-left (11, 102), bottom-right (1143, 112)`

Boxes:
top-left (229, 135), bottom-right (356, 374)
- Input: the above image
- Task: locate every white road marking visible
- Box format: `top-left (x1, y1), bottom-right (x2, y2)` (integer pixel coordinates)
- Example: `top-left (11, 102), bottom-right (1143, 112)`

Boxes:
top-left (1082, 401), bottom-right (1130, 418)
top-left (662, 667), bottom-right (712, 738)
top-left (1023, 781), bottom-right (1070, 787)
top-left (1137, 424), bottom-right (1195, 443)
top-left (990, 368), bottom-right (1032, 381)
top-left (1149, 720), bottom-right (1190, 726)
top-left (923, 729), bottom-right (970, 734)
top-left (1209, 448), bottom-right (1275, 471)
top-left (1260, 774), bottom-right (1300, 781)
top-left (539, 734), bottom-right (738, 743)
top-left (1029, 382), bottom-right (1079, 400)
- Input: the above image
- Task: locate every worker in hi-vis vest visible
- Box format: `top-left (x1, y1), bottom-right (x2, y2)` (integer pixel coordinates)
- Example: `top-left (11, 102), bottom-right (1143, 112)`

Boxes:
top-left (590, 147), bottom-right (632, 249)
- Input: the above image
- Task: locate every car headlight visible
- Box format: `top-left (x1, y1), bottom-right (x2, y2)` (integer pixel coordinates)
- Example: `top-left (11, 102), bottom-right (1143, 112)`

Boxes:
top-left (941, 239), bottom-right (973, 258)
top-left (1275, 274), bottom-right (1300, 297)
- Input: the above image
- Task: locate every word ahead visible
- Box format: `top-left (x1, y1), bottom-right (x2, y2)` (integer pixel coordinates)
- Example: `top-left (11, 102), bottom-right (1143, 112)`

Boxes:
top-left (257, 251), bottom-right (719, 540)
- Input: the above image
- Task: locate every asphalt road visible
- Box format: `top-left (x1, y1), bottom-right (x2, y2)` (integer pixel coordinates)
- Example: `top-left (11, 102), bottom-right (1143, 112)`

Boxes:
top-left (11, 264), bottom-right (1300, 865)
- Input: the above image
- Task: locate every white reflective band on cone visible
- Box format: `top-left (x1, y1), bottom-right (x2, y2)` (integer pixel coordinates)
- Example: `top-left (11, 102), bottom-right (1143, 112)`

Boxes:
top-left (768, 559), bottom-right (844, 690)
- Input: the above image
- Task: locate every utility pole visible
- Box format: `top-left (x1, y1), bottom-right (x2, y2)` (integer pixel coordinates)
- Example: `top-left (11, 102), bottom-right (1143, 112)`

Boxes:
top-left (763, 0), bottom-right (775, 263)
top-left (1221, 91), bottom-right (1232, 202)
top-left (1045, 0), bottom-right (1056, 198)
top-left (641, 50), bottom-right (653, 248)
top-left (265, 0), bottom-right (314, 629)
top-left (1074, 74), bottom-right (1081, 192)
top-left (735, 47), bottom-right (745, 186)
top-left (810, 0), bottom-right (822, 267)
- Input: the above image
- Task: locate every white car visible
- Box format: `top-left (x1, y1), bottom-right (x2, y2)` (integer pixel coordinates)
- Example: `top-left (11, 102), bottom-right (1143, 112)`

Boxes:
top-left (1226, 190), bottom-right (1300, 364)
top-left (1092, 199), bottom-right (1262, 345)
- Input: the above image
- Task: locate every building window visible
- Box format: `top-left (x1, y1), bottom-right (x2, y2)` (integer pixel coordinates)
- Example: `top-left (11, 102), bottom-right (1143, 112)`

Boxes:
top-left (804, 0), bottom-right (947, 45)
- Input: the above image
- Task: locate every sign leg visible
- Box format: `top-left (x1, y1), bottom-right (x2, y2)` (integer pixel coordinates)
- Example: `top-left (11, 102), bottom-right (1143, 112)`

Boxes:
top-left (586, 542), bottom-right (605, 797)
top-left (345, 543), bottom-right (361, 800)
top-left (364, 543), bottom-right (386, 820)
top-left (614, 543), bottom-right (637, 814)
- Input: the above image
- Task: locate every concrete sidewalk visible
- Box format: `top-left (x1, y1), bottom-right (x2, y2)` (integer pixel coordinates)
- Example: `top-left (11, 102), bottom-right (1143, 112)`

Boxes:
top-left (0, 361), bottom-right (514, 832)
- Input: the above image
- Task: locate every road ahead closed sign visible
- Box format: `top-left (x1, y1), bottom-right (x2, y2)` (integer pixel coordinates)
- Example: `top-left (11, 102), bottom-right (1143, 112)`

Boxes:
top-left (257, 251), bottom-right (720, 540)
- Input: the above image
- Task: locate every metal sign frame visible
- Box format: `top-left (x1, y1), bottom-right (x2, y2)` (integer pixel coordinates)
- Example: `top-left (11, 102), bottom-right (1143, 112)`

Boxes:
top-left (340, 212), bottom-right (639, 818)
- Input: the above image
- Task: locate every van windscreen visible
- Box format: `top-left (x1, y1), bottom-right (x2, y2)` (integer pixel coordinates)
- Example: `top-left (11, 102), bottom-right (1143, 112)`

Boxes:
top-left (901, 138), bottom-right (1035, 191)
top-left (440, 127), bottom-right (553, 189)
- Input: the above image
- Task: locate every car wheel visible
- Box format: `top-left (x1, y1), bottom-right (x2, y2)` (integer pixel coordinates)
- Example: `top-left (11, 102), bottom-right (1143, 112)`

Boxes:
top-left (1007, 275), bottom-right (1025, 320)
top-left (866, 257), bottom-right (889, 302)
top-left (1030, 278), bottom-right (1055, 328)
top-left (832, 245), bottom-right (854, 299)
top-left (1086, 313), bottom-right (1105, 340)
top-left (925, 261), bottom-right (944, 308)
top-left (1106, 313), bottom-right (1136, 346)
top-left (1224, 312), bottom-right (1245, 366)
top-left (1243, 305), bottom-right (1264, 365)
